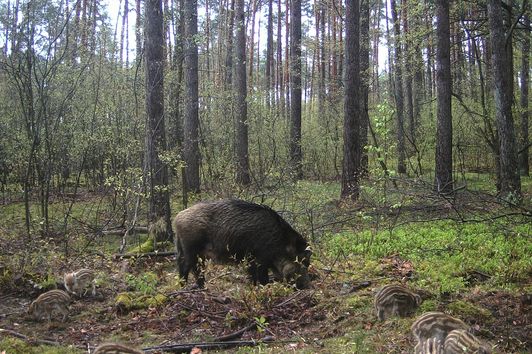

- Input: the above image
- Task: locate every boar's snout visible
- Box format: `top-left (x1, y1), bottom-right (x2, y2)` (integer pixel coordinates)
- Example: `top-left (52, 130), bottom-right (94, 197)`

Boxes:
top-left (281, 249), bottom-right (311, 289)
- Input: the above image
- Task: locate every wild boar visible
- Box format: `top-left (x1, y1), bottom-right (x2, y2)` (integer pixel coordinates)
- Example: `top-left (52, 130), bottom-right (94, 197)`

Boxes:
top-left (28, 289), bottom-right (71, 322)
top-left (173, 199), bottom-right (311, 289)
top-left (374, 284), bottom-right (422, 320)
top-left (64, 268), bottom-right (96, 297)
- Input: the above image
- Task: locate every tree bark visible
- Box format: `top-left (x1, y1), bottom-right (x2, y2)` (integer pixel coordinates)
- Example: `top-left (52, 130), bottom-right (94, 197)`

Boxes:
top-left (487, 0), bottom-right (521, 198)
top-left (290, 0), bottom-right (302, 179)
top-left (341, 0), bottom-right (361, 200)
top-left (265, 0), bottom-right (274, 108)
top-left (136, 0), bottom-right (142, 62)
top-left (520, 10), bottom-right (530, 176)
top-left (402, 0), bottom-right (415, 145)
top-left (390, 0), bottom-right (406, 174)
top-left (145, 0), bottom-right (172, 239)
top-left (183, 0), bottom-right (201, 192)
top-left (225, 0), bottom-right (235, 89)
top-left (277, 0), bottom-right (284, 112)
top-left (169, 0), bottom-right (185, 150)
top-left (360, 0), bottom-right (370, 175)
top-left (234, 0), bottom-right (250, 185)
top-left (434, 0), bottom-right (453, 194)
top-left (285, 0), bottom-right (290, 119)
top-left (120, 0), bottom-right (129, 66)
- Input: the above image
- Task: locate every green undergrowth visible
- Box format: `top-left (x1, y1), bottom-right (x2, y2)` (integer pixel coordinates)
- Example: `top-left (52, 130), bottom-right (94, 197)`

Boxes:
top-left (323, 220), bottom-right (531, 294)
top-left (0, 338), bottom-right (83, 354)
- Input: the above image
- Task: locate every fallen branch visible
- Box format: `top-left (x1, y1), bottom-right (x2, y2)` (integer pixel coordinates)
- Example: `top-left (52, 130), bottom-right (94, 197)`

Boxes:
top-left (173, 301), bottom-right (226, 320)
top-left (0, 328), bottom-right (60, 347)
top-left (103, 226), bottom-right (149, 236)
top-left (142, 339), bottom-right (291, 353)
top-left (274, 290), bottom-right (310, 308)
top-left (213, 323), bottom-right (257, 342)
top-left (166, 288), bottom-right (207, 297)
top-left (113, 251), bottom-right (176, 259)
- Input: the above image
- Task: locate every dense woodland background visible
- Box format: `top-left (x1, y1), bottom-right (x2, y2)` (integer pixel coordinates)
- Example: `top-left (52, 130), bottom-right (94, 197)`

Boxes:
top-left (0, 0), bottom-right (530, 236)
top-left (0, 0), bottom-right (531, 353)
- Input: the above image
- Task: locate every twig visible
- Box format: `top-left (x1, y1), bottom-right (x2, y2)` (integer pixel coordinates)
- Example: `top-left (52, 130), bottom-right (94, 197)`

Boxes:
top-left (142, 339), bottom-right (297, 353)
top-left (173, 301), bottom-right (226, 319)
top-left (166, 288), bottom-right (207, 297)
top-left (0, 311), bottom-right (24, 318)
top-left (103, 226), bottom-right (148, 236)
top-left (274, 290), bottom-right (310, 308)
top-left (113, 251), bottom-right (176, 259)
top-left (213, 323), bottom-right (257, 341)
top-left (0, 328), bottom-right (61, 347)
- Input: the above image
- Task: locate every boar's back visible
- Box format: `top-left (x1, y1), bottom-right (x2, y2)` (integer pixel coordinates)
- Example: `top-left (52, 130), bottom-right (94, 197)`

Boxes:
top-left (173, 199), bottom-right (307, 264)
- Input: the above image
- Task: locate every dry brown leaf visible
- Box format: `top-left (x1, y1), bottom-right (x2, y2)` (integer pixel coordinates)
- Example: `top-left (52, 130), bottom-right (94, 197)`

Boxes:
top-left (190, 346), bottom-right (202, 354)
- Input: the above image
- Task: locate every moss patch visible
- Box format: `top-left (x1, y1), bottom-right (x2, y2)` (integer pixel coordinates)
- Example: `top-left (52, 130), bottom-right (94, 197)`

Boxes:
top-left (115, 291), bottom-right (168, 314)
top-left (446, 300), bottom-right (493, 323)
top-left (0, 337), bottom-right (83, 354)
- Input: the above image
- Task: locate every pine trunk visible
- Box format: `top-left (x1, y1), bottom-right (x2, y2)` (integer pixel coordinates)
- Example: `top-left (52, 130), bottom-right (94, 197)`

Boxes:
top-left (183, 0), bottom-right (201, 192)
top-left (520, 12), bottom-right (530, 176)
top-left (234, 0), bottom-right (250, 185)
top-left (341, 0), bottom-right (361, 200)
top-left (289, 0), bottom-right (302, 179)
top-left (487, 0), bottom-right (521, 198)
top-left (434, 0), bottom-right (453, 194)
top-left (390, 0), bottom-right (406, 174)
top-left (145, 0), bottom-right (172, 239)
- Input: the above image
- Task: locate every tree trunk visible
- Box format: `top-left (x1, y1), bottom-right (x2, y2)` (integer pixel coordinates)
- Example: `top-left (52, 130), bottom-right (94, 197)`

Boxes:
top-left (277, 0), bottom-right (284, 113)
top-left (360, 0), bottom-right (370, 175)
top-left (434, 0), bottom-right (453, 194)
top-left (341, 0), bottom-right (361, 200)
top-left (424, 0), bottom-right (433, 102)
top-left (265, 0), bottom-right (274, 108)
top-left (145, 0), bottom-right (172, 240)
top-left (136, 0), bottom-right (142, 62)
top-left (402, 0), bottom-right (415, 145)
top-left (318, 0), bottom-right (326, 119)
top-left (225, 0), bottom-right (235, 89)
top-left (205, 0), bottom-right (211, 81)
top-left (183, 0), bottom-right (201, 192)
top-left (248, 0), bottom-right (257, 87)
top-left (285, 0), bottom-right (290, 119)
top-left (289, 0), bottom-right (302, 179)
top-left (520, 11), bottom-right (530, 176)
top-left (487, 0), bottom-right (521, 198)
top-left (169, 0), bottom-right (185, 150)
top-left (120, 0), bottom-right (128, 66)
top-left (372, 0), bottom-right (381, 101)
top-left (234, 0), bottom-right (250, 185)
top-left (390, 0), bottom-right (406, 174)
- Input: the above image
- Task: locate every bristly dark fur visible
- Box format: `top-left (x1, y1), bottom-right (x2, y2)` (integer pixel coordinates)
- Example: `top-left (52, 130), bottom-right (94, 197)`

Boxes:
top-left (173, 199), bottom-right (311, 289)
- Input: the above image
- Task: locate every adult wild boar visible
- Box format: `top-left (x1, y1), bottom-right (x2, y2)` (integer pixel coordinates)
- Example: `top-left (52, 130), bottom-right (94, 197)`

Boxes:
top-left (173, 199), bottom-right (311, 289)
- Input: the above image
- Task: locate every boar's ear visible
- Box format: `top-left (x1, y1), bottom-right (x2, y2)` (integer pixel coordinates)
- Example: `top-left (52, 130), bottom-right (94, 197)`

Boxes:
top-left (285, 244), bottom-right (296, 254)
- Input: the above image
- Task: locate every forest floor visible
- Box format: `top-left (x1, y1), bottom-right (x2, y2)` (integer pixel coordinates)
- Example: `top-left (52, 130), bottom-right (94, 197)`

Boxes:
top-left (0, 175), bottom-right (531, 353)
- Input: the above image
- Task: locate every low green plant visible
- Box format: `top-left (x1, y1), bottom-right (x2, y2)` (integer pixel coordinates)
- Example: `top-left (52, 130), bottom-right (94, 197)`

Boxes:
top-left (125, 272), bottom-right (158, 294)
top-left (323, 219), bottom-right (531, 294)
top-left (254, 315), bottom-right (269, 333)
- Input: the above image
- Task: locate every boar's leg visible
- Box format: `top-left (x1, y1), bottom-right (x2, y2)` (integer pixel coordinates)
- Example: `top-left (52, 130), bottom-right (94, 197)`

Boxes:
top-left (247, 261), bottom-right (270, 285)
top-left (192, 256), bottom-right (206, 288)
